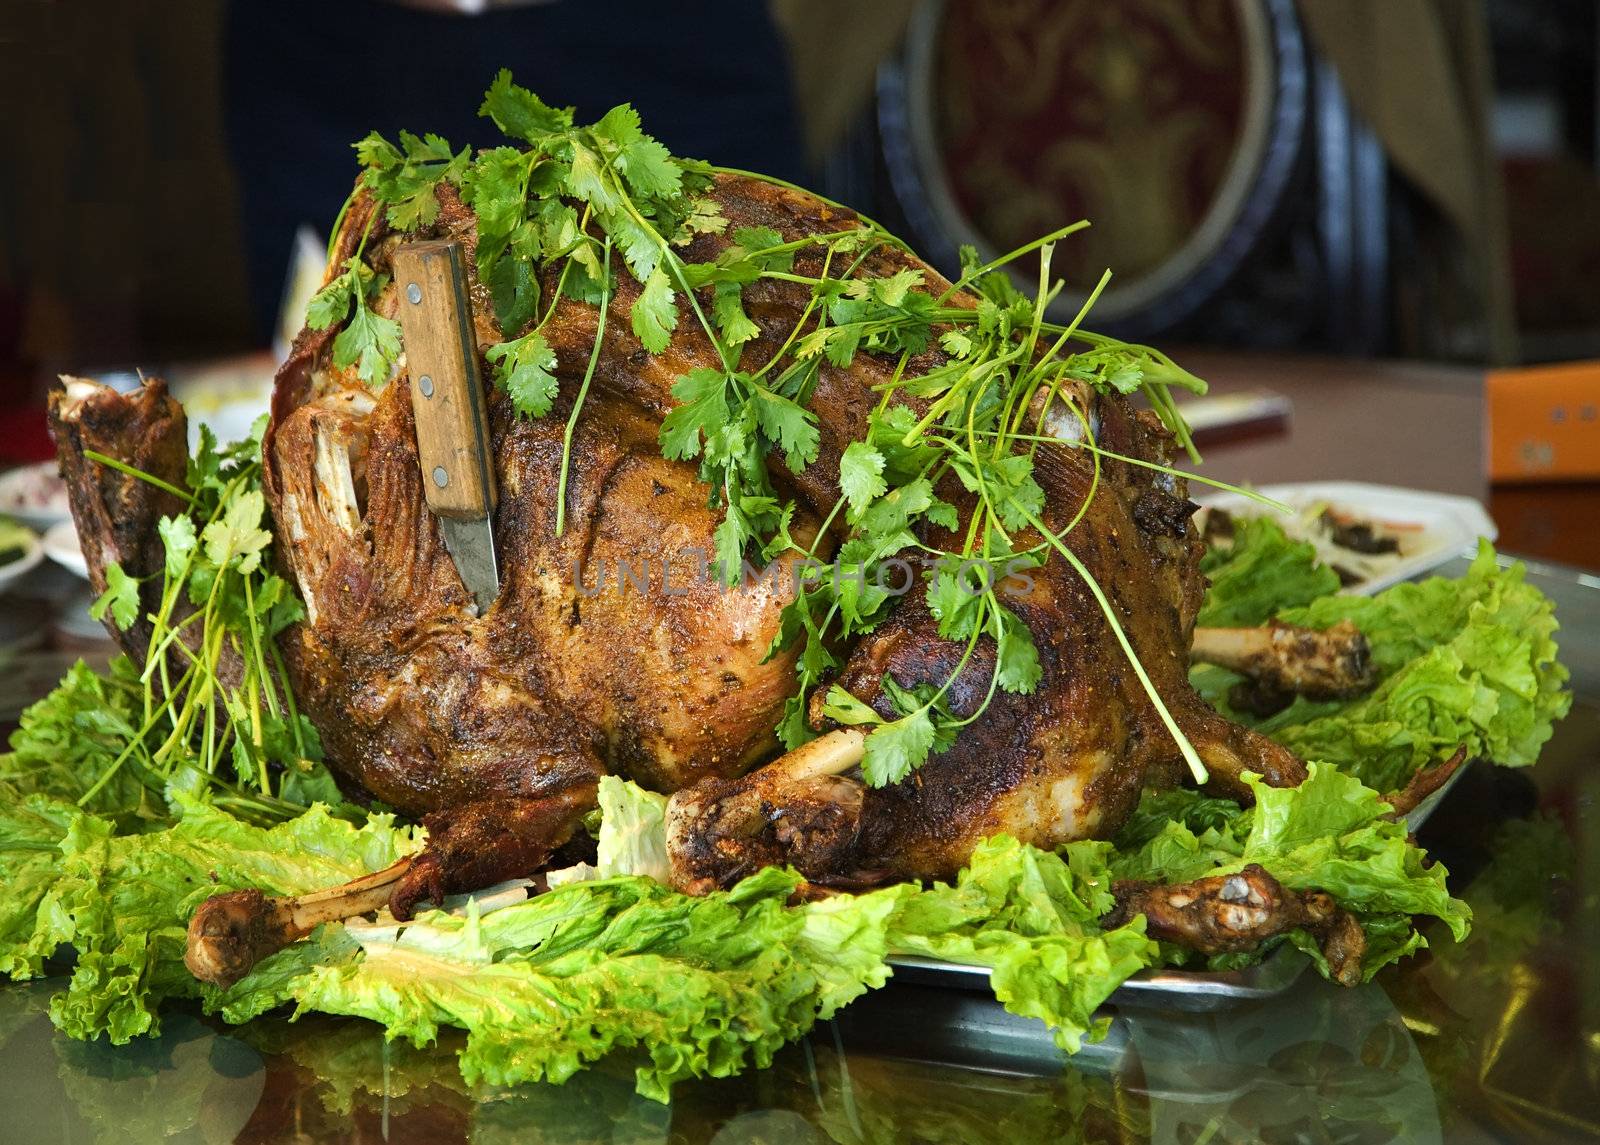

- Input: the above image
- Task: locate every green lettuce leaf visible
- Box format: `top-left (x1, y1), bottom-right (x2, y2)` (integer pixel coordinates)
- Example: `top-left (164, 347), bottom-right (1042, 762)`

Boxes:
top-left (1197, 517), bottom-right (1339, 627)
top-left (593, 774), bottom-right (668, 881)
top-left (0, 795), bottom-right (417, 1042)
top-left (887, 837), bottom-right (1159, 1052)
top-left (1111, 764), bottom-right (1470, 980)
top-left (211, 866), bottom-right (906, 1103)
top-left (0, 658), bottom-right (164, 825)
top-left (1199, 543), bottom-right (1572, 791)
top-left (0, 794), bottom-right (96, 979)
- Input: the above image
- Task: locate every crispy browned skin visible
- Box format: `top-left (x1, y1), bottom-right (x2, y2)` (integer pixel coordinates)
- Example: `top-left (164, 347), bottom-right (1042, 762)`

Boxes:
top-left (1104, 863), bottom-right (1367, 986)
top-left (57, 172), bottom-right (1312, 909)
top-left (667, 386), bottom-right (1306, 890)
top-left (390, 787), bottom-right (595, 920)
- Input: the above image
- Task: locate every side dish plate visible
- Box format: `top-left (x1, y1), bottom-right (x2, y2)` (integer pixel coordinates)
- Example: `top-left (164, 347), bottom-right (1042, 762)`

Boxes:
top-left (1195, 481), bottom-right (1497, 594)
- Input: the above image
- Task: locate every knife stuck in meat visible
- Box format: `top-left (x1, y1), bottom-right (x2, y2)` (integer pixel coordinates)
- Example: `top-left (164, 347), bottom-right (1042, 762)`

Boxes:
top-left (392, 239), bottom-right (501, 614)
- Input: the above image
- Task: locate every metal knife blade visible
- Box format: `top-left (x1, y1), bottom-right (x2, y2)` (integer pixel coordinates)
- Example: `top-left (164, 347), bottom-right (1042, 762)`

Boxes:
top-left (438, 515), bottom-right (500, 615)
top-left (391, 240), bottom-right (501, 614)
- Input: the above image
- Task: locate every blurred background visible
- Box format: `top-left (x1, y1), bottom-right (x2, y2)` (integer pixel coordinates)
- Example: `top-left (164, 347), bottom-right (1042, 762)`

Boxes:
top-left (1, 0), bottom-right (1598, 564)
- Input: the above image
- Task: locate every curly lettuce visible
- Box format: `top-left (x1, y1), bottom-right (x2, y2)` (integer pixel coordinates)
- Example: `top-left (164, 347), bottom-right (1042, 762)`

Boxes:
top-left (1195, 542), bottom-right (1572, 791)
top-left (0, 531), bottom-right (1568, 1101)
top-left (1197, 516), bottom-right (1340, 627)
top-left (0, 795), bottom-right (418, 1041)
top-left (1112, 764), bottom-right (1471, 979)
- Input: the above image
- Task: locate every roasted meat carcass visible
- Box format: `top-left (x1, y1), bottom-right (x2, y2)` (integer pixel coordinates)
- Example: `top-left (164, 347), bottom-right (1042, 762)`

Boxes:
top-left (53, 172), bottom-right (1334, 962)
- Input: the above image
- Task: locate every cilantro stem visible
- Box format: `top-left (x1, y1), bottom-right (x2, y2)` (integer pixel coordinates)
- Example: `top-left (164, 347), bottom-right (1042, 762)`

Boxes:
top-left (935, 220), bottom-right (1090, 306)
top-left (749, 246), bottom-right (838, 382)
top-left (1044, 436), bottom-right (1292, 511)
top-left (81, 450), bottom-right (194, 504)
top-left (1018, 504), bottom-right (1208, 785)
top-left (555, 237), bottom-right (612, 536)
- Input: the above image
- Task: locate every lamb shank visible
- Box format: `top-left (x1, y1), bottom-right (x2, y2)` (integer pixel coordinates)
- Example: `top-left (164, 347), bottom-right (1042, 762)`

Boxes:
top-left (49, 106), bottom-right (1352, 977)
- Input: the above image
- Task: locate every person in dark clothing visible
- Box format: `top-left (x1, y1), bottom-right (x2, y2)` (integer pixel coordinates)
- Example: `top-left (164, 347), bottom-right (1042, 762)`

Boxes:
top-left (224, 0), bottom-right (804, 341)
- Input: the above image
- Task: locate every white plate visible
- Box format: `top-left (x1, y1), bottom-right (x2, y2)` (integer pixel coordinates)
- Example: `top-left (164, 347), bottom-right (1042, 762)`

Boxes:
top-left (41, 519), bottom-right (88, 579)
top-left (0, 529), bottom-right (44, 595)
top-left (1195, 481), bottom-right (1497, 595)
top-left (0, 462), bottom-right (72, 531)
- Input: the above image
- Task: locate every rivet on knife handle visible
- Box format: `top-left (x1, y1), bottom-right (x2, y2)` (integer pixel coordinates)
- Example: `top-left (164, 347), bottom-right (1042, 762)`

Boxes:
top-left (391, 240), bottom-right (497, 521)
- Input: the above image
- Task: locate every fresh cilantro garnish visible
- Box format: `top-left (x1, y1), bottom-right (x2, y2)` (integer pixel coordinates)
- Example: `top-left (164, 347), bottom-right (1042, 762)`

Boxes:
top-left (89, 561), bottom-right (141, 631)
top-left (486, 331), bottom-right (559, 418)
top-left (305, 257), bottom-right (402, 387)
top-left (74, 420), bottom-right (338, 823)
top-left (355, 130), bottom-right (469, 232)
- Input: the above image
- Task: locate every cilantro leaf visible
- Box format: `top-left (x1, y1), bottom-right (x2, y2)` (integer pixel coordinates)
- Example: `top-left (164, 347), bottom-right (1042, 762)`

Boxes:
top-left (939, 329), bottom-right (974, 358)
top-left (331, 301), bottom-right (402, 387)
top-left (595, 104), bottom-right (683, 199)
top-left (356, 130), bottom-right (469, 232)
top-left (201, 490), bottom-right (272, 575)
top-left (713, 281), bottom-right (761, 346)
top-left (659, 368), bottom-right (728, 460)
top-left (310, 261), bottom-right (402, 387)
top-left (994, 606), bottom-right (1042, 693)
top-left (304, 273), bottom-right (354, 331)
top-left (478, 69), bottom-right (573, 143)
top-left (486, 332), bottom-right (560, 418)
top-left (861, 708), bottom-right (937, 787)
top-left (751, 389), bottom-right (819, 473)
top-left (820, 685), bottom-right (884, 728)
top-left (712, 501), bottom-right (751, 581)
top-left (157, 515), bottom-right (197, 581)
top-left (565, 141), bottom-right (619, 213)
top-left (838, 442), bottom-right (887, 519)
top-left (926, 566), bottom-right (982, 640)
top-left (632, 265), bottom-right (678, 352)
top-left (89, 561), bottom-right (141, 631)
top-left (673, 197), bottom-right (728, 244)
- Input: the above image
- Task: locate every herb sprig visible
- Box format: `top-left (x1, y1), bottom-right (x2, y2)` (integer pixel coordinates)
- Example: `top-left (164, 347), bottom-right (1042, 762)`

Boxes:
top-left (83, 421), bottom-right (342, 823)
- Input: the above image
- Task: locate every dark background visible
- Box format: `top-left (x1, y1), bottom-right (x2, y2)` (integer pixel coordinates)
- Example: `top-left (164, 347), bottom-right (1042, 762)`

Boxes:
top-left (3, 0), bottom-right (1599, 455)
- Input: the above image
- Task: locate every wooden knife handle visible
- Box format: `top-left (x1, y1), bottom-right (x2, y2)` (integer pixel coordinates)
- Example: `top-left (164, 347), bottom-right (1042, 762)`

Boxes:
top-left (392, 240), bottom-right (497, 520)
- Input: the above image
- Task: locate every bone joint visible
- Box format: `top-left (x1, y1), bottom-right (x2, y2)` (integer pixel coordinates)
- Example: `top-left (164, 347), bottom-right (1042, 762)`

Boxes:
top-left (1190, 620), bottom-right (1374, 700)
top-left (184, 856), bottom-right (414, 988)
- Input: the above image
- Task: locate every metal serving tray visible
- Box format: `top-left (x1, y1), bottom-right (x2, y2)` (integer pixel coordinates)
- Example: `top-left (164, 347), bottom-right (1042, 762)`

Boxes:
top-left (888, 943), bottom-right (1311, 1013)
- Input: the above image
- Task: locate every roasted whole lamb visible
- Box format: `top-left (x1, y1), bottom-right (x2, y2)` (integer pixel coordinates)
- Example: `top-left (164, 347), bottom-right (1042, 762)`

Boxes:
top-left (51, 157), bottom-right (1374, 987)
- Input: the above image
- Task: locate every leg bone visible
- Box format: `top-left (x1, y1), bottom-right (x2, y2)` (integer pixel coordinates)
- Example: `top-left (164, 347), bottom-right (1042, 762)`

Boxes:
top-left (666, 728), bottom-right (870, 894)
top-left (1104, 862), bottom-right (1367, 986)
top-left (1191, 620), bottom-right (1374, 700)
top-left (185, 857), bottom-right (412, 988)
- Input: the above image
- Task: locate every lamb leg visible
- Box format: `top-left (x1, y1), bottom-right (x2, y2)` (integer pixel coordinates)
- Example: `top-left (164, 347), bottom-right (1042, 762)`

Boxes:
top-left (186, 858), bottom-right (414, 988)
top-left (1104, 863), bottom-right (1367, 986)
top-left (185, 786), bottom-right (598, 987)
top-left (1191, 620), bottom-right (1375, 702)
top-left (390, 787), bottom-right (598, 920)
top-left (666, 729), bottom-right (872, 894)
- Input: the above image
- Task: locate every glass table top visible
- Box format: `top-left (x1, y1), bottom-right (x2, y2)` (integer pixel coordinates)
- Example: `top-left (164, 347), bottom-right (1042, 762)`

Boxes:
top-left (3, 555), bottom-right (1597, 1144)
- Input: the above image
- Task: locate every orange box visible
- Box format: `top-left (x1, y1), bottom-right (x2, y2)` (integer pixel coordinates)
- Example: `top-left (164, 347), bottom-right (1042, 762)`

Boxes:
top-left (1487, 361), bottom-right (1600, 482)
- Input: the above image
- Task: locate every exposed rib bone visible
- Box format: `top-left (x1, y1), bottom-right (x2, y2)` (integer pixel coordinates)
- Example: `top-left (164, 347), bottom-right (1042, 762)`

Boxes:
top-left (1191, 620), bottom-right (1374, 700)
top-left (312, 424), bottom-right (362, 538)
top-left (184, 857), bottom-right (413, 988)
